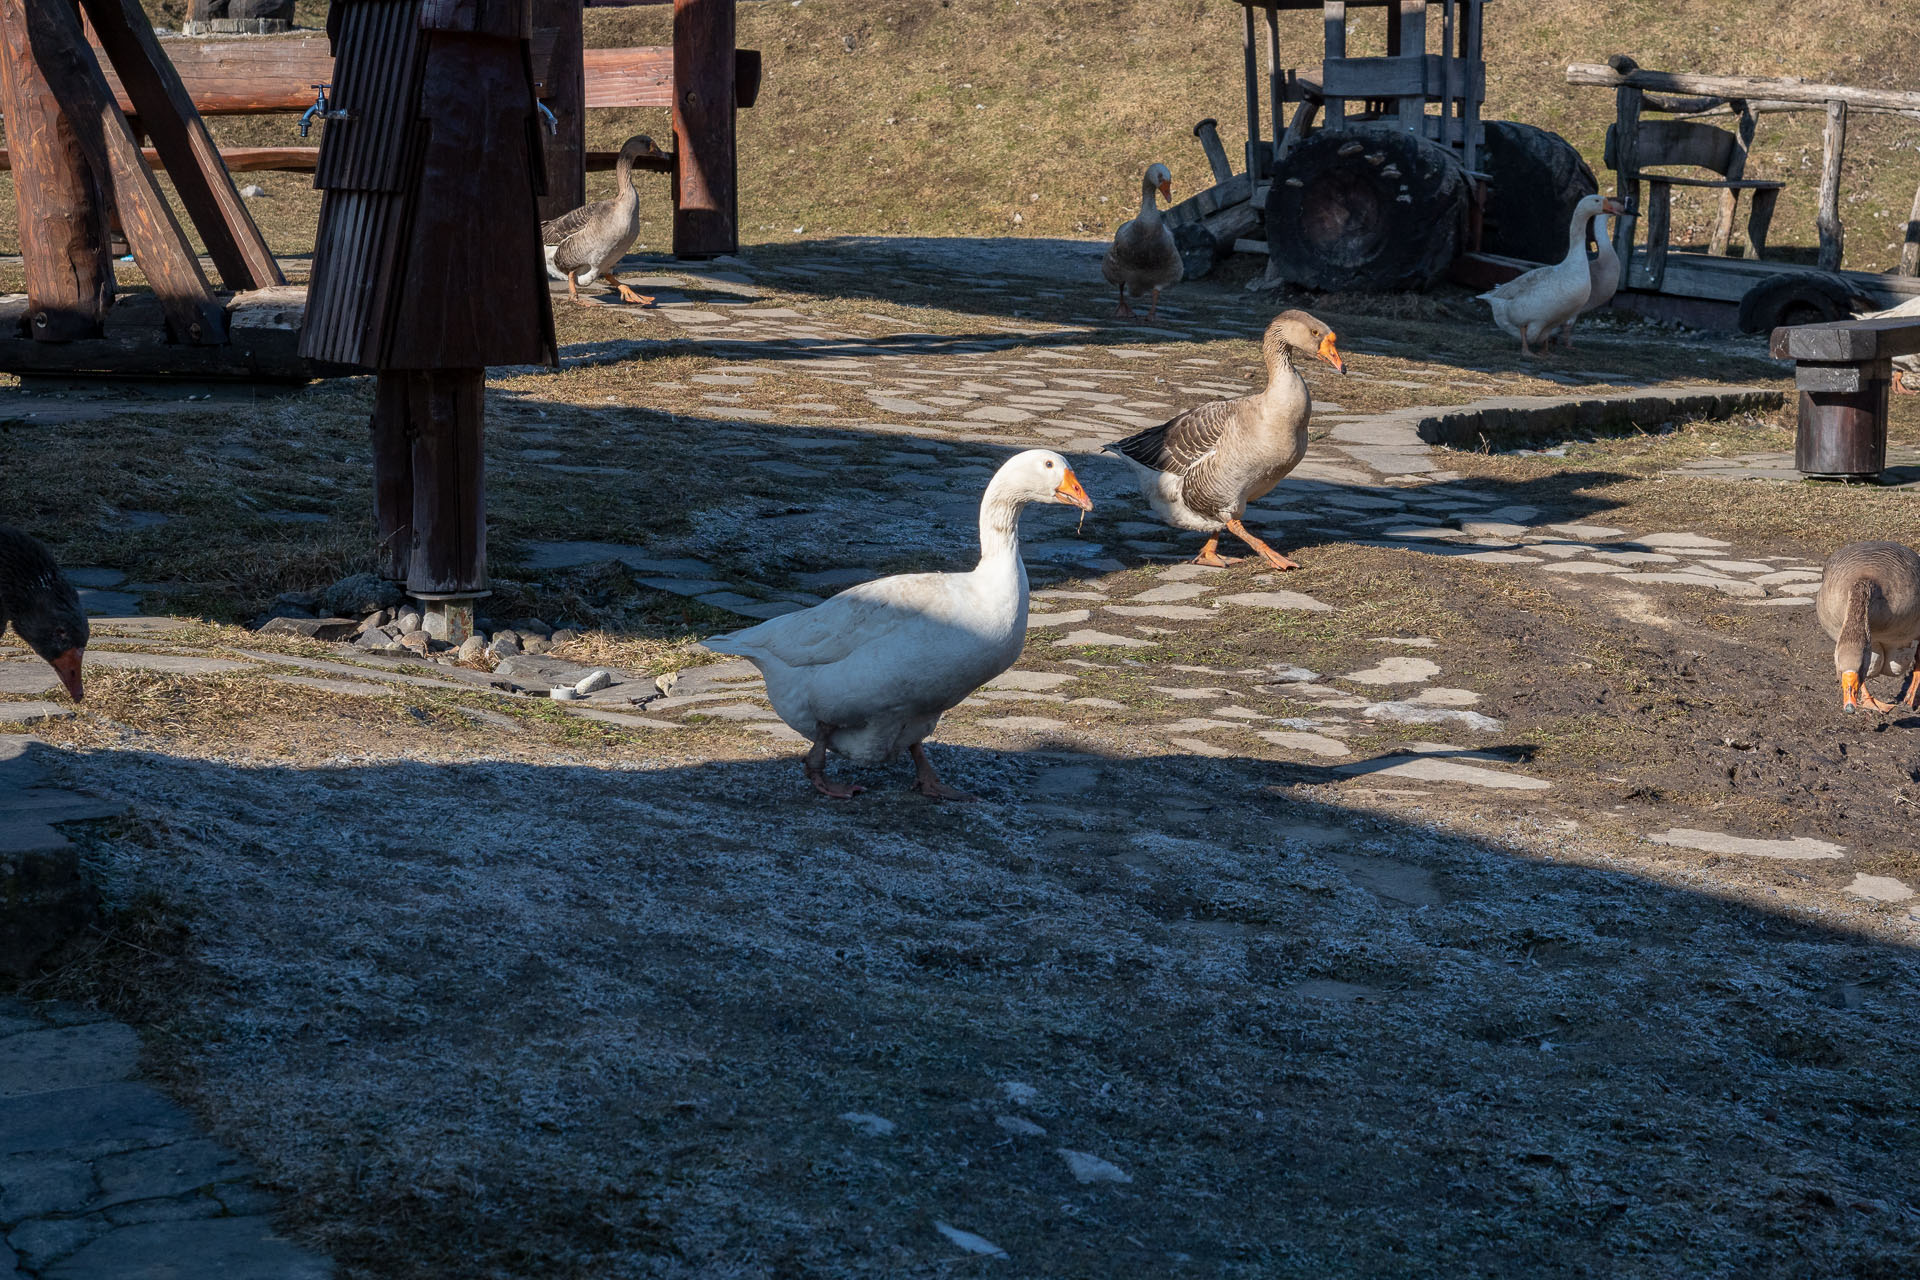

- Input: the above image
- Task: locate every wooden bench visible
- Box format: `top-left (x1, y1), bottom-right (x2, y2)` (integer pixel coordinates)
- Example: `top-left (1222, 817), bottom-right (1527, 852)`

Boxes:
top-left (1770, 316), bottom-right (1920, 478)
top-left (1606, 114), bottom-right (1785, 291)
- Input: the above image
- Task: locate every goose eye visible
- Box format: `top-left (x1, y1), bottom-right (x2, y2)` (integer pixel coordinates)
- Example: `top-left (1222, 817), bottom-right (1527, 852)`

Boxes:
top-left (1044, 460), bottom-right (1054, 468)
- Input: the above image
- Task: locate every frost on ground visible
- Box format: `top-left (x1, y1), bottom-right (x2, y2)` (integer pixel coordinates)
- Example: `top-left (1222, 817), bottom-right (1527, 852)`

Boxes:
top-left (51, 737), bottom-right (1920, 1278)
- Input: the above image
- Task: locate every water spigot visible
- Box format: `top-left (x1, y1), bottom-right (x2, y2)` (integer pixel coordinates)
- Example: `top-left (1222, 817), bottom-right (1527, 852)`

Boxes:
top-left (299, 83), bottom-right (330, 139)
top-left (537, 100), bottom-right (558, 136)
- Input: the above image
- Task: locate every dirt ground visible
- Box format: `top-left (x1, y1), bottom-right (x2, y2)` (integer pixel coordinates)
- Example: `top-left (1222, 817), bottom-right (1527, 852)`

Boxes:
top-left (8, 244), bottom-right (1920, 1278)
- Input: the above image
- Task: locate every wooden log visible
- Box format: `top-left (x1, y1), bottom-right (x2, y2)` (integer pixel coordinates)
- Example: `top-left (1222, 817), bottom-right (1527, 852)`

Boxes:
top-left (1708, 100), bottom-right (1754, 257)
top-left (1611, 84), bottom-right (1641, 269)
top-left (405, 369), bottom-right (488, 598)
top-left (24, 0), bottom-right (225, 345)
top-left (1794, 376), bottom-right (1887, 479)
top-left (534, 0), bottom-right (586, 223)
top-left (0, 0), bottom-right (112, 342)
top-left (1173, 200), bottom-right (1261, 279)
top-left (370, 372), bottom-right (415, 583)
top-left (79, 0), bottom-right (284, 292)
top-left (0, 286), bottom-right (304, 378)
top-left (671, 0), bottom-right (736, 257)
top-left (1192, 118), bottom-right (1233, 186)
top-left (1566, 62), bottom-right (1920, 116)
top-left (1817, 99), bottom-right (1846, 272)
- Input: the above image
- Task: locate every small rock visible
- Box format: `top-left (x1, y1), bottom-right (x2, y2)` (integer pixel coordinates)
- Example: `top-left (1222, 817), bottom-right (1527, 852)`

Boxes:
top-left (994, 1114), bottom-right (1047, 1137)
top-left (491, 628), bottom-right (522, 650)
top-left (1264, 663), bottom-right (1319, 683)
top-left (513, 617), bottom-right (552, 637)
top-left (999, 1081), bottom-right (1039, 1106)
top-left (839, 1112), bottom-right (896, 1137)
top-left (321, 573), bottom-right (408, 617)
top-left (550, 687), bottom-right (581, 702)
top-left (357, 609), bottom-right (391, 633)
top-left (551, 628), bottom-right (580, 645)
top-left (239, 183), bottom-right (266, 198)
top-left (399, 630), bottom-right (431, 655)
top-left (354, 628), bottom-right (394, 650)
top-left (575, 669), bottom-right (613, 695)
top-left (522, 635), bottom-right (551, 655)
top-left (933, 1222), bottom-right (1006, 1258)
top-left (457, 636), bottom-right (486, 663)
top-left (394, 610), bottom-right (423, 635)
top-left (1056, 1148), bottom-right (1133, 1184)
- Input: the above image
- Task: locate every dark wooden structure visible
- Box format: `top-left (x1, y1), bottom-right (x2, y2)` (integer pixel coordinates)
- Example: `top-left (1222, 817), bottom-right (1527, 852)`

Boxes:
top-left (1563, 60), bottom-right (1920, 328)
top-left (1771, 317), bottom-right (1920, 481)
top-left (302, 0), bottom-right (558, 638)
top-left (0, 0), bottom-right (285, 372)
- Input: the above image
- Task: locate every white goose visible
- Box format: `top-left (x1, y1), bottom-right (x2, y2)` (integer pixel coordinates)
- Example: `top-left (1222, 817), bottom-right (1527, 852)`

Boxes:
top-left (1557, 211), bottom-right (1622, 349)
top-left (1479, 193), bottom-right (1623, 356)
top-left (707, 450), bottom-right (1094, 800)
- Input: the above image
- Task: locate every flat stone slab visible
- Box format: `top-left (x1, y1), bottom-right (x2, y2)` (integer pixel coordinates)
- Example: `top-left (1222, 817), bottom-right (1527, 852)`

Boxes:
top-left (0, 702), bottom-right (74, 724)
top-left (1027, 610), bottom-right (1091, 628)
top-left (85, 652), bottom-right (254, 676)
top-left (1342, 657), bottom-right (1439, 686)
top-left (1215, 591), bottom-right (1332, 612)
top-left (1361, 701), bottom-right (1501, 731)
top-left (566, 708), bottom-right (684, 731)
top-left (45, 1216), bottom-right (330, 1280)
top-left (986, 670), bottom-right (1076, 691)
top-left (1645, 828), bottom-right (1845, 860)
top-left (1337, 755), bottom-right (1550, 790)
top-left (1846, 874), bottom-right (1914, 902)
top-left (1103, 604), bottom-right (1214, 620)
top-left (0, 1023), bottom-right (140, 1100)
top-left (1051, 630), bottom-right (1155, 648)
top-left (1257, 730), bottom-right (1350, 757)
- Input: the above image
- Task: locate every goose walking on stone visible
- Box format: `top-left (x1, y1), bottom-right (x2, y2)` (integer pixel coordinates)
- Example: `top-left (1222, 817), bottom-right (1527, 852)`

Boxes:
top-left (542, 135), bottom-right (665, 307)
top-left (1854, 294), bottom-right (1920, 394)
top-left (707, 451), bottom-right (1094, 800)
top-left (1816, 540), bottom-right (1920, 712)
top-left (1556, 211), bottom-right (1622, 349)
top-left (1102, 163), bottom-right (1182, 322)
top-left (0, 526), bottom-right (88, 701)
top-left (1479, 194), bottom-right (1623, 356)
top-left (1106, 310), bottom-right (1344, 570)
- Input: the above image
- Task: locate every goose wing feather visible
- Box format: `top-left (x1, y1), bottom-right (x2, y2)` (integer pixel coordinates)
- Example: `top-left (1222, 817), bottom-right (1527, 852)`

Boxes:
top-left (706, 573), bottom-right (952, 671)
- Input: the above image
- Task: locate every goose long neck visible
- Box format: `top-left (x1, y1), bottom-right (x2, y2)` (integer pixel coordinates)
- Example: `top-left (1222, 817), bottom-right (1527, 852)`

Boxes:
top-left (1565, 207), bottom-right (1595, 264)
top-left (1592, 214), bottom-right (1618, 264)
top-left (616, 154), bottom-right (640, 201)
top-left (1839, 579), bottom-right (1877, 675)
top-left (1138, 177), bottom-right (1162, 221)
top-left (977, 487), bottom-right (1026, 567)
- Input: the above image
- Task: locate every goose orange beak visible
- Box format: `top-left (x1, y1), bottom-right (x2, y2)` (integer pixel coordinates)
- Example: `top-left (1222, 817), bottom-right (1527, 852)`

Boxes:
top-left (1054, 468), bottom-right (1093, 511)
top-left (1602, 196), bottom-right (1625, 215)
top-left (50, 647), bottom-right (83, 702)
top-left (1158, 179), bottom-right (1173, 201)
top-left (1318, 331), bottom-right (1346, 374)
top-left (1841, 670), bottom-right (1894, 713)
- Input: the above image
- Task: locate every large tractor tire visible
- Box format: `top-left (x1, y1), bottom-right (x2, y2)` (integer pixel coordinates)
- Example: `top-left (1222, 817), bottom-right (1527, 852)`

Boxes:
top-left (1737, 273), bottom-right (1859, 333)
top-left (1479, 121), bottom-right (1599, 264)
top-left (1265, 126), bottom-right (1467, 292)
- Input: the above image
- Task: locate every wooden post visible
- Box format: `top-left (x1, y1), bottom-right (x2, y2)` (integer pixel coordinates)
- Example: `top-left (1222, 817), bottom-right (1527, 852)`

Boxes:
top-left (671, 0), bottom-right (736, 257)
top-left (1612, 83), bottom-right (1642, 276)
top-left (405, 369), bottom-right (487, 599)
top-left (1817, 98), bottom-right (1846, 271)
top-left (1795, 366), bottom-right (1888, 480)
top-left (1396, 0), bottom-right (1426, 131)
top-left (1900, 176), bottom-right (1920, 277)
top-left (1439, 0), bottom-right (1457, 146)
top-left (1263, 4), bottom-right (1280, 180)
top-left (0, 0), bottom-right (112, 342)
top-left (370, 372), bottom-right (415, 584)
top-left (78, 0), bottom-right (284, 291)
top-left (1241, 2), bottom-right (1260, 178)
top-left (1459, 0), bottom-right (1480, 170)
top-left (533, 0), bottom-right (585, 223)
top-left (1322, 0), bottom-right (1345, 130)
top-left (23, 0), bottom-right (225, 344)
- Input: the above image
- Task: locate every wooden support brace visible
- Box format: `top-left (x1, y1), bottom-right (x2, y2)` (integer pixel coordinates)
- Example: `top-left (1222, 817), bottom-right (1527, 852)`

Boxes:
top-left (77, 0), bottom-right (284, 291)
top-left (1816, 98), bottom-right (1846, 272)
top-left (533, 0), bottom-right (586, 223)
top-left (22, 0), bottom-right (224, 343)
top-left (0, 0), bottom-right (112, 342)
top-left (671, 0), bottom-right (736, 258)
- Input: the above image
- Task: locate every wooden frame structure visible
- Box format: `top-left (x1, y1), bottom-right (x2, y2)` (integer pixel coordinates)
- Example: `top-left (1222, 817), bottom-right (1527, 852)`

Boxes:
top-left (1567, 60), bottom-right (1920, 308)
top-left (0, 0), bottom-right (287, 371)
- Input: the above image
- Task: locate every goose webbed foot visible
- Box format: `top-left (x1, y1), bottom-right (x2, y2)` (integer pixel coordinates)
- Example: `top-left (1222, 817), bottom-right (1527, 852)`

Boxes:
top-left (1113, 290), bottom-right (1136, 319)
top-left (1193, 535), bottom-right (1243, 568)
top-left (1225, 519), bottom-right (1299, 571)
top-left (805, 727), bottom-right (865, 799)
top-left (609, 275), bottom-right (656, 307)
top-left (910, 743), bottom-right (975, 802)
top-left (1896, 371), bottom-right (1920, 395)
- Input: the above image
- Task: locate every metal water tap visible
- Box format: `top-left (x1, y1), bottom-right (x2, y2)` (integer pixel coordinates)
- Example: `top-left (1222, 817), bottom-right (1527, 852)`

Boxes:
top-left (537, 100), bottom-right (557, 136)
top-left (298, 84), bottom-right (355, 138)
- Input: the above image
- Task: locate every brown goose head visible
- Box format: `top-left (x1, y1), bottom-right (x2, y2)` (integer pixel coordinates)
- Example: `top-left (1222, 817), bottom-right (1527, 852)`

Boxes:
top-left (0, 527), bottom-right (88, 701)
top-left (1263, 310), bottom-right (1345, 375)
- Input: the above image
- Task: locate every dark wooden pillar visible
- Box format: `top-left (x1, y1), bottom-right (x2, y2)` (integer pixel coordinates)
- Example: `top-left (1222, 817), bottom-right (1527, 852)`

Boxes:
top-left (0, 0), bottom-right (112, 342)
top-left (370, 372), bottom-right (415, 583)
top-left (533, 0), bottom-right (584, 223)
top-left (672, 0), bottom-right (735, 257)
top-left (405, 369), bottom-right (487, 599)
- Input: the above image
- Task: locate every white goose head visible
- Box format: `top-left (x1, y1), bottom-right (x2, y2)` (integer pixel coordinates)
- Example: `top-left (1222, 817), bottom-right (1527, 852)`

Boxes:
top-left (987, 449), bottom-right (1094, 512)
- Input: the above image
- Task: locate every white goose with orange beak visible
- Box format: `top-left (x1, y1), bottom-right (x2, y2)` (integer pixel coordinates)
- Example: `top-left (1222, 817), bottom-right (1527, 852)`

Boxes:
top-left (707, 450), bottom-right (1093, 801)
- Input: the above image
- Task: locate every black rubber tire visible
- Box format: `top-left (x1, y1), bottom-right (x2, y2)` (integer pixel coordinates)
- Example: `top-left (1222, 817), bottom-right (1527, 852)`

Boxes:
top-left (1737, 273), bottom-right (1857, 334)
top-left (1479, 121), bottom-right (1599, 265)
top-left (1264, 126), bottom-right (1467, 292)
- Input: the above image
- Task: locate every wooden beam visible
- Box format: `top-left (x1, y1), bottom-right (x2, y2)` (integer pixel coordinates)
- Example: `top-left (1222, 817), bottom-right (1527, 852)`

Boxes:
top-left (1707, 99), bottom-right (1754, 257)
top-left (1817, 99), bottom-right (1846, 271)
top-left (1395, 0), bottom-right (1425, 131)
top-left (1264, 5), bottom-right (1281, 179)
top-left (78, 0), bottom-right (283, 291)
top-left (534, 0), bottom-right (586, 223)
top-left (1770, 316), bottom-right (1920, 363)
top-left (1242, 2), bottom-right (1260, 177)
top-left (23, 0), bottom-right (225, 344)
top-left (1566, 62), bottom-right (1920, 115)
top-left (0, 0), bottom-right (112, 342)
top-left (1321, 0), bottom-right (1345, 129)
top-left (671, 0), bottom-right (736, 257)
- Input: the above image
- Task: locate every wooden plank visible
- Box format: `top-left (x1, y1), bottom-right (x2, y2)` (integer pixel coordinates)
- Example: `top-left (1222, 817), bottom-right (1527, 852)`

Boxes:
top-left (672, 0), bottom-right (736, 257)
top-left (0, 0), bottom-right (112, 342)
top-left (1242, 2), bottom-right (1261, 177)
top-left (1322, 0), bottom-right (1345, 129)
top-left (79, 0), bottom-right (284, 291)
top-left (0, 144), bottom-right (316, 172)
top-left (1816, 99), bottom-right (1847, 271)
top-left (1611, 84), bottom-right (1641, 271)
top-left (1625, 252), bottom-right (1920, 309)
top-left (1770, 318), bottom-right (1920, 363)
top-left (1566, 62), bottom-right (1920, 116)
top-left (1395, 0), bottom-right (1424, 130)
top-left (1438, 0), bottom-right (1456, 146)
top-left (1459, 0), bottom-right (1480, 168)
top-left (534, 0), bottom-right (586, 222)
top-left (26, 0), bottom-right (225, 344)
top-left (1901, 177), bottom-right (1920, 278)
top-left (1264, 5), bottom-right (1281, 178)
top-left (1321, 56), bottom-right (1429, 99)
